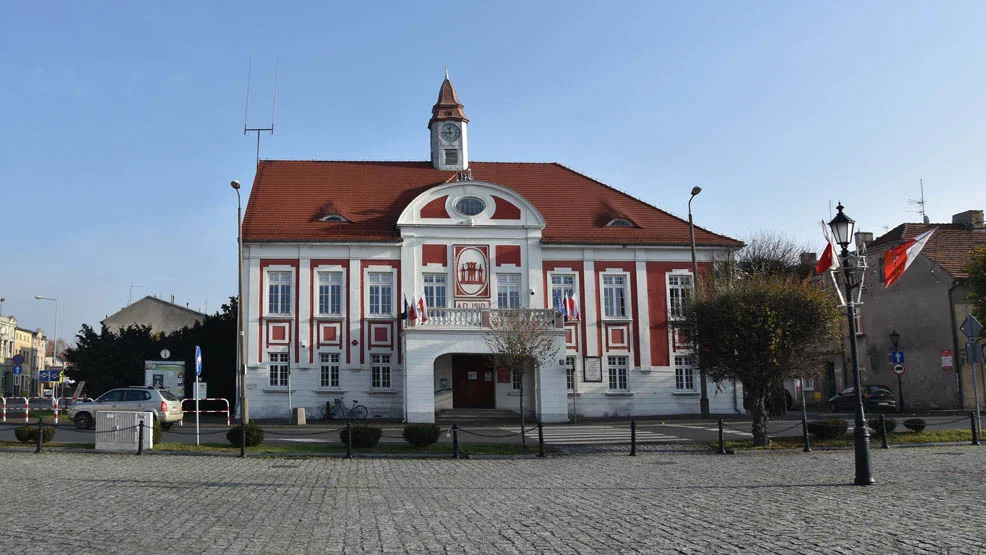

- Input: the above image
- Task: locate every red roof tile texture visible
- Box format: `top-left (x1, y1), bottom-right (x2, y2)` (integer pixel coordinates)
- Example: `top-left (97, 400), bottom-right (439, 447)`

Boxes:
top-left (867, 222), bottom-right (986, 279)
top-left (242, 160), bottom-right (741, 247)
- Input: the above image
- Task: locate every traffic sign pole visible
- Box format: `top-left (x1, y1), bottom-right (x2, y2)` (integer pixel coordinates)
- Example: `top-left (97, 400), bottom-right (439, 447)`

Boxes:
top-left (961, 315), bottom-right (983, 441)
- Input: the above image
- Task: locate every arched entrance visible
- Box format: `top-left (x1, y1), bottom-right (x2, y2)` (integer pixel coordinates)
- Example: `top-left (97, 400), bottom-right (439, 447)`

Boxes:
top-left (433, 353), bottom-right (496, 410)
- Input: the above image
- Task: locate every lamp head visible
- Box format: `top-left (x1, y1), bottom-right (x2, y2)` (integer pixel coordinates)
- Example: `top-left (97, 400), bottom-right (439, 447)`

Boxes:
top-left (690, 186), bottom-right (702, 197)
top-left (890, 329), bottom-right (900, 349)
top-left (34, 295), bottom-right (42, 300)
top-left (230, 180), bottom-right (241, 190)
top-left (827, 202), bottom-right (855, 248)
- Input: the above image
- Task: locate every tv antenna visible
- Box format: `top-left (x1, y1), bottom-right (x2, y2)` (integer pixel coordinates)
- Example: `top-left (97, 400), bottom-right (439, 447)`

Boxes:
top-left (908, 178), bottom-right (929, 224)
top-left (128, 284), bottom-right (143, 306)
top-left (243, 57), bottom-right (279, 166)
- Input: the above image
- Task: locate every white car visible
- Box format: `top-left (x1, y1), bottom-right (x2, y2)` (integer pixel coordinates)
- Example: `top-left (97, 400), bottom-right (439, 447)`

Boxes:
top-left (68, 387), bottom-right (183, 429)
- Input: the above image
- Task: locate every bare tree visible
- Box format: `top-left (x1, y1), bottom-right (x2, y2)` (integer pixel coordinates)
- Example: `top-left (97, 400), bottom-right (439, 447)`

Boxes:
top-left (485, 309), bottom-right (561, 446)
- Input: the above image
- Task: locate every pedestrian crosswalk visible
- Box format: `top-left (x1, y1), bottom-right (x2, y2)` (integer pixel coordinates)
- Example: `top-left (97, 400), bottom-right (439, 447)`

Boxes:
top-left (515, 424), bottom-right (690, 445)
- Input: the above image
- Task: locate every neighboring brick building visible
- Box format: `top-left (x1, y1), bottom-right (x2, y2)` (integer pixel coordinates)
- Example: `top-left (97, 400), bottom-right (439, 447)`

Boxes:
top-left (240, 77), bottom-right (742, 422)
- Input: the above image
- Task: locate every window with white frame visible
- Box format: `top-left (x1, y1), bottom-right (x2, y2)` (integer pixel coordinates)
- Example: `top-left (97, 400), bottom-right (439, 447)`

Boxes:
top-left (565, 356), bottom-right (576, 391)
top-left (608, 355), bottom-right (628, 391)
top-left (319, 352), bottom-right (340, 388)
top-left (423, 273), bottom-right (447, 313)
top-left (268, 352), bottom-right (289, 387)
top-left (316, 271), bottom-right (343, 316)
top-left (674, 354), bottom-right (695, 391)
top-left (267, 271), bottom-right (292, 315)
top-left (668, 274), bottom-right (694, 319)
top-left (551, 274), bottom-right (576, 313)
top-left (371, 353), bottom-right (391, 389)
top-left (497, 274), bottom-right (521, 308)
top-left (602, 274), bottom-right (628, 318)
top-left (368, 272), bottom-right (394, 317)
top-left (511, 369), bottom-right (521, 390)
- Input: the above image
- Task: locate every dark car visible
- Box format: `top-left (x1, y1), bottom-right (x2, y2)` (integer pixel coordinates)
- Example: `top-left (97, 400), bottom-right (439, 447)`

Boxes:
top-left (829, 385), bottom-right (897, 413)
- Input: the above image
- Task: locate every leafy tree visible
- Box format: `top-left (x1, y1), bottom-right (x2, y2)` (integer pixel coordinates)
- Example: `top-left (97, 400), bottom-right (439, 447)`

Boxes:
top-left (680, 235), bottom-right (841, 446)
top-left (485, 309), bottom-right (562, 446)
top-left (968, 246), bottom-right (986, 340)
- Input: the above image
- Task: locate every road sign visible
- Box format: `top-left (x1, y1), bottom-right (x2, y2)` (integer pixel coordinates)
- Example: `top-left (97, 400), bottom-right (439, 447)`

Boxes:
top-left (12, 354), bottom-right (24, 365)
top-left (942, 349), bottom-right (954, 370)
top-left (12, 364), bottom-right (23, 375)
top-left (892, 364), bottom-right (905, 375)
top-left (195, 346), bottom-right (202, 376)
top-left (961, 314), bottom-right (983, 340)
top-left (891, 351), bottom-right (905, 364)
top-left (969, 343), bottom-right (984, 364)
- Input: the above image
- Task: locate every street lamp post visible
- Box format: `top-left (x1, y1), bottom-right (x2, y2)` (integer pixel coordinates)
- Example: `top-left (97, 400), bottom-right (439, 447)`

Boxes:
top-left (828, 203), bottom-right (874, 486)
top-left (34, 296), bottom-right (58, 400)
top-left (231, 180), bottom-right (248, 457)
top-left (689, 186), bottom-right (709, 418)
top-left (890, 329), bottom-right (903, 413)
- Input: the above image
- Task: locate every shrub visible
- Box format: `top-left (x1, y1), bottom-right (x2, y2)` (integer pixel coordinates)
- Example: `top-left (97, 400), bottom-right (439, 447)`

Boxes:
top-left (806, 419), bottom-right (848, 440)
top-left (402, 424), bottom-right (441, 447)
top-left (226, 422), bottom-right (265, 447)
top-left (903, 418), bottom-right (926, 433)
top-left (14, 425), bottom-right (55, 444)
top-left (867, 417), bottom-right (897, 437)
top-left (340, 424), bottom-right (382, 449)
top-left (149, 418), bottom-right (163, 444)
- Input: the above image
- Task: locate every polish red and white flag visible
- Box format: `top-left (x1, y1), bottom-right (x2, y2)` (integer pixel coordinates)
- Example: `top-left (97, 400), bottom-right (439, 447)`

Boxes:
top-left (417, 296), bottom-right (429, 322)
top-left (884, 229), bottom-right (935, 287)
top-left (814, 220), bottom-right (841, 274)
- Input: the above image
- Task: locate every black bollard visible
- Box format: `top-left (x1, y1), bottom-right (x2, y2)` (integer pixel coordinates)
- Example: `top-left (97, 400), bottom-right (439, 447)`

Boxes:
top-left (35, 418), bottom-right (43, 454)
top-left (137, 420), bottom-right (145, 456)
top-left (346, 421), bottom-right (353, 458)
top-left (973, 413), bottom-right (981, 446)
top-left (716, 418), bottom-right (726, 455)
top-left (879, 414), bottom-right (889, 449)
top-left (802, 416), bottom-right (812, 453)
top-left (629, 419), bottom-right (637, 457)
top-left (452, 424), bottom-right (460, 459)
top-left (538, 423), bottom-right (545, 458)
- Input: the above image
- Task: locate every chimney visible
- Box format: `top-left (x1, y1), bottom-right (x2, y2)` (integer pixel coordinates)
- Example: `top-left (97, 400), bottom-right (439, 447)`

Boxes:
top-left (952, 210), bottom-right (985, 230)
top-left (854, 231), bottom-right (873, 252)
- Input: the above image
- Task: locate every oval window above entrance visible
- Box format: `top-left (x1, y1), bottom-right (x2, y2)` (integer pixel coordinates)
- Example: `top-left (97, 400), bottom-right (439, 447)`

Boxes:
top-left (455, 197), bottom-right (485, 216)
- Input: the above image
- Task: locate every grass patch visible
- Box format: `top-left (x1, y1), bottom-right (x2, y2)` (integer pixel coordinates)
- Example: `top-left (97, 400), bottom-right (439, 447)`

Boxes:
top-left (717, 429), bottom-right (974, 450)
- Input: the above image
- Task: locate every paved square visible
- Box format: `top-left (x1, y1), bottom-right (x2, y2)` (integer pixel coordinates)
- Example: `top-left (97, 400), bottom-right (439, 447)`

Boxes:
top-left (1, 446), bottom-right (984, 553)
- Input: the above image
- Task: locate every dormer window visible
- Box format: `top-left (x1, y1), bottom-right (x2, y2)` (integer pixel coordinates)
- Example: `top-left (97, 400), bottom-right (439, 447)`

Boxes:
top-left (320, 214), bottom-right (348, 223)
top-left (606, 218), bottom-right (636, 228)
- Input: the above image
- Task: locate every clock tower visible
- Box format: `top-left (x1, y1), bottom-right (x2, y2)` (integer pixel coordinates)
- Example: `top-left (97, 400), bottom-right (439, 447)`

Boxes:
top-left (429, 72), bottom-right (469, 171)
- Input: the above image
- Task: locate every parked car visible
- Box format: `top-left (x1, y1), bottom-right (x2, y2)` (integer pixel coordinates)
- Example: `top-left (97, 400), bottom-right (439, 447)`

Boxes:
top-left (68, 387), bottom-right (183, 429)
top-left (829, 385), bottom-right (897, 413)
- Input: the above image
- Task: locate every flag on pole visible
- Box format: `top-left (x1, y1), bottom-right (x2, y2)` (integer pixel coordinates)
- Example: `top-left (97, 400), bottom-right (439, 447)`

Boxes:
top-left (555, 291), bottom-right (568, 318)
top-left (417, 296), bottom-right (429, 322)
top-left (409, 296), bottom-right (417, 322)
top-left (569, 291), bottom-right (581, 320)
top-left (815, 220), bottom-right (841, 274)
top-left (884, 229), bottom-right (935, 287)
top-left (403, 295), bottom-right (410, 323)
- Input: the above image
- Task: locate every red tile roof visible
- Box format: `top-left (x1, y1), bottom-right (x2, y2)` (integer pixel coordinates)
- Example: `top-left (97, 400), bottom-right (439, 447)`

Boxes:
top-left (867, 222), bottom-right (986, 279)
top-left (242, 160), bottom-right (741, 248)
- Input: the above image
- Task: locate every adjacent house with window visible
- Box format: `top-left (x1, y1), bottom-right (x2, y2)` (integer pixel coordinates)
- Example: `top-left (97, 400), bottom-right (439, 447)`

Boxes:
top-left (240, 76), bottom-right (743, 422)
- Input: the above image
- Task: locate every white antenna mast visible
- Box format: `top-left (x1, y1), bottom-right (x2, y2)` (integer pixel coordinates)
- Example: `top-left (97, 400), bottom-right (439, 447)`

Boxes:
top-left (908, 178), bottom-right (929, 223)
top-left (243, 57), bottom-right (279, 166)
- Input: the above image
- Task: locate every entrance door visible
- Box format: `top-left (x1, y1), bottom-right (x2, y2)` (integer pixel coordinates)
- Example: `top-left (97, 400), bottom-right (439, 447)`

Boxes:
top-left (451, 354), bottom-right (495, 409)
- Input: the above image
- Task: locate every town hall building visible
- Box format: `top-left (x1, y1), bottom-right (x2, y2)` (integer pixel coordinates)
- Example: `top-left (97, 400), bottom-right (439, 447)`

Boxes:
top-left (240, 76), bottom-right (743, 422)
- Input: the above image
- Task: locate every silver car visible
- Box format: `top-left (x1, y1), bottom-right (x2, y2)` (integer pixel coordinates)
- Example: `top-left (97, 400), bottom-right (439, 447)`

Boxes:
top-left (68, 387), bottom-right (183, 429)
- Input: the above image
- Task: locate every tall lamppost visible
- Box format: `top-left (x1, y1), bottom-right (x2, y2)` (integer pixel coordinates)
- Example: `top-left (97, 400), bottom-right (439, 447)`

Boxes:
top-left (890, 329), bottom-right (903, 412)
top-left (231, 179), bottom-right (247, 457)
top-left (828, 202), bottom-right (873, 486)
top-left (34, 296), bottom-right (58, 400)
top-left (689, 186), bottom-right (709, 418)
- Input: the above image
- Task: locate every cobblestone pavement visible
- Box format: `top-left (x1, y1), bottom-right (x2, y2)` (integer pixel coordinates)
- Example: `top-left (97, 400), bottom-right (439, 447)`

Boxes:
top-left (1, 446), bottom-right (984, 554)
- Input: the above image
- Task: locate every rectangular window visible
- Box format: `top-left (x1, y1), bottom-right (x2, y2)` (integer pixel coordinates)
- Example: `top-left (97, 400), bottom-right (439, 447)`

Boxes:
top-left (551, 274), bottom-right (576, 316)
top-left (608, 355), bottom-right (628, 391)
top-left (511, 369), bottom-right (522, 391)
top-left (602, 275), bottom-right (628, 318)
top-left (368, 272), bottom-right (393, 316)
top-left (674, 355), bottom-right (695, 391)
top-left (268, 352), bottom-right (289, 387)
top-left (423, 273), bottom-right (447, 312)
top-left (565, 356), bottom-right (576, 391)
top-left (668, 274), bottom-right (694, 319)
top-left (268, 272), bottom-right (292, 315)
top-left (445, 149), bottom-right (458, 165)
top-left (497, 274), bottom-right (521, 308)
top-left (319, 352), bottom-right (340, 388)
top-left (317, 272), bottom-right (343, 316)
top-left (372, 353), bottom-right (391, 389)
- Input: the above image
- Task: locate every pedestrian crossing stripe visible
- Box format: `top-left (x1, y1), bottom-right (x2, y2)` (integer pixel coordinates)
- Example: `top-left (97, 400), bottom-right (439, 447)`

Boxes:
top-left (662, 424), bottom-right (753, 437)
top-left (509, 425), bottom-right (691, 445)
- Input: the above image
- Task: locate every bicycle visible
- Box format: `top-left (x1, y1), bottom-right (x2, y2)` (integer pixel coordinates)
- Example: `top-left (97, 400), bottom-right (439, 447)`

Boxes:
top-left (328, 398), bottom-right (368, 420)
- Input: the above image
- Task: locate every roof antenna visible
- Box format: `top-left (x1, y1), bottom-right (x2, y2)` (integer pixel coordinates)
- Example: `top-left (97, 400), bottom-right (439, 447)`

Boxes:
top-left (445, 67), bottom-right (449, 80)
top-left (908, 178), bottom-right (929, 224)
top-left (243, 57), bottom-right (279, 167)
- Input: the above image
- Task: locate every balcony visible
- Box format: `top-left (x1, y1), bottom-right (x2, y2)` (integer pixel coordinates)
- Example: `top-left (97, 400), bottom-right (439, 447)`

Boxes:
top-left (408, 308), bottom-right (562, 330)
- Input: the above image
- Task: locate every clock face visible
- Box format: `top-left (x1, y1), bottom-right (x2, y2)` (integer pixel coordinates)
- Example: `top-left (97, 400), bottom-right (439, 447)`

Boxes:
top-left (440, 123), bottom-right (460, 143)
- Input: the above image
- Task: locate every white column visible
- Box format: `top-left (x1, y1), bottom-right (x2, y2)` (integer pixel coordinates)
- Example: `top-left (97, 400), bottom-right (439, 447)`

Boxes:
top-left (583, 256), bottom-right (598, 357)
top-left (635, 260), bottom-right (651, 369)
top-left (404, 334), bottom-right (435, 423)
top-left (537, 335), bottom-right (569, 423)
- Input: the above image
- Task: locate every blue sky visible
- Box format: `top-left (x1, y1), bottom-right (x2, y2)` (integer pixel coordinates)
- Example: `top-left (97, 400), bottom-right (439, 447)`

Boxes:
top-left (4, 1), bottom-right (985, 345)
